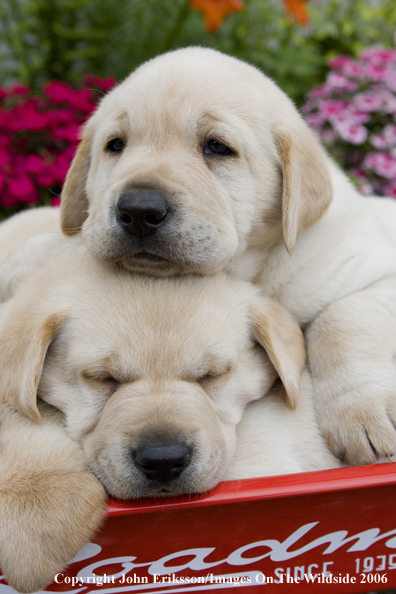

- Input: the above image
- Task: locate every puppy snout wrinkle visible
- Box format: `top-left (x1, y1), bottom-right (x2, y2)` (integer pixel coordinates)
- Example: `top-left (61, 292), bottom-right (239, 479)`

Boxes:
top-left (116, 190), bottom-right (169, 239)
top-left (134, 442), bottom-right (191, 483)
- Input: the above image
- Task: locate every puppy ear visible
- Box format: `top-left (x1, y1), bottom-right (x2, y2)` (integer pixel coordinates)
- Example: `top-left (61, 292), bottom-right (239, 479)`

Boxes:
top-left (275, 128), bottom-right (332, 255)
top-left (0, 306), bottom-right (66, 423)
top-left (60, 118), bottom-right (94, 235)
top-left (249, 297), bottom-right (306, 410)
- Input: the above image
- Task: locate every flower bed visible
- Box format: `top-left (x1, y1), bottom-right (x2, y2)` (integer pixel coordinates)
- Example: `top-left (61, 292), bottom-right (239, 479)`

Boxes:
top-left (302, 47), bottom-right (396, 198)
top-left (0, 75), bottom-right (114, 212)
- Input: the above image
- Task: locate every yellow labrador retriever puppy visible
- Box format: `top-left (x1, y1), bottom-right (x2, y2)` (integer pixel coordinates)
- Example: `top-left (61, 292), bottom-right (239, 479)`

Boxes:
top-left (59, 47), bottom-right (396, 465)
top-left (0, 212), bottom-right (306, 591)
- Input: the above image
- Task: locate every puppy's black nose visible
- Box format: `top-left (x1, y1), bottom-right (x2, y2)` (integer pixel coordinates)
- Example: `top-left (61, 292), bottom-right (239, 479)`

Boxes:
top-left (116, 191), bottom-right (169, 239)
top-left (134, 442), bottom-right (191, 483)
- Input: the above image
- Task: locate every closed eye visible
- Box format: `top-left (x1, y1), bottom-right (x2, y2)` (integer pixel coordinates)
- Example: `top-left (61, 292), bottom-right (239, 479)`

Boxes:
top-left (197, 364), bottom-right (233, 386)
top-left (82, 372), bottom-right (120, 394)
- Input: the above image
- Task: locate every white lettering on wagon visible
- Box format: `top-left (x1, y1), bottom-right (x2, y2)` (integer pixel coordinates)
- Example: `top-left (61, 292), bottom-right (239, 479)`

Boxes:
top-left (75, 521), bottom-right (396, 582)
top-left (1, 522), bottom-right (396, 593)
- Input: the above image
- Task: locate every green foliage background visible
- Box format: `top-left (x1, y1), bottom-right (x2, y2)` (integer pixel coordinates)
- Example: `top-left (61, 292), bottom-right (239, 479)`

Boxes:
top-left (0, 0), bottom-right (395, 105)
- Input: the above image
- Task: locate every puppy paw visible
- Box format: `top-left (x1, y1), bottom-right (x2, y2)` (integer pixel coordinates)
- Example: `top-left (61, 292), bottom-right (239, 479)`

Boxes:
top-left (0, 470), bottom-right (107, 593)
top-left (316, 390), bottom-right (396, 465)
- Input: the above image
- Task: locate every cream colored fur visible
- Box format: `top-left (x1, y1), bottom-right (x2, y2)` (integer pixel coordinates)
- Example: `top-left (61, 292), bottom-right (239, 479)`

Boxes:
top-left (0, 401), bottom-right (106, 593)
top-left (0, 209), bottom-right (308, 591)
top-left (226, 370), bottom-right (343, 480)
top-left (2, 197), bottom-right (394, 590)
top-left (58, 47), bottom-right (396, 464)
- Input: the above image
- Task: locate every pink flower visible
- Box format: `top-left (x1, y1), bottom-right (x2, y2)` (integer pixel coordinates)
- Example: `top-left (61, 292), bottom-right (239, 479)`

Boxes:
top-left (365, 63), bottom-right (388, 82)
top-left (371, 134), bottom-right (390, 150)
top-left (334, 122), bottom-right (367, 145)
top-left (305, 113), bottom-right (326, 127)
top-left (307, 85), bottom-right (327, 100)
top-left (386, 182), bottom-right (396, 198)
top-left (354, 92), bottom-right (383, 112)
top-left (346, 108), bottom-right (370, 125)
top-left (385, 70), bottom-right (396, 92)
top-left (360, 47), bottom-right (396, 66)
top-left (365, 152), bottom-right (396, 179)
top-left (342, 61), bottom-right (366, 79)
top-left (384, 124), bottom-right (396, 146)
top-left (328, 56), bottom-right (353, 69)
top-left (358, 183), bottom-right (374, 196)
top-left (327, 72), bottom-right (357, 91)
top-left (319, 100), bottom-right (345, 118)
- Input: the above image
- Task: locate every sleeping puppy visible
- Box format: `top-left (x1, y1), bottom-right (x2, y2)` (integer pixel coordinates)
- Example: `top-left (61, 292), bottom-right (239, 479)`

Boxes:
top-left (0, 238), bottom-right (305, 500)
top-left (59, 46), bottom-right (396, 465)
top-left (0, 217), bottom-right (307, 591)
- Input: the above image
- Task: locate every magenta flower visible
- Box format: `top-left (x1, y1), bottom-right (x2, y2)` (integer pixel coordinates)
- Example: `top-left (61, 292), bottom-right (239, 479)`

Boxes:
top-left (25, 154), bottom-right (45, 174)
top-left (0, 74), bottom-right (112, 209)
top-left (7, 176), bottom-right (39, 204)
top-left (44, 81), bottom-right (75, 104)
top-left (51, 196), bottom-right (61, 207)
top-left (11, 84), bottom-right (30, 95)
top-left (36, 166), bottom-right (58, 187)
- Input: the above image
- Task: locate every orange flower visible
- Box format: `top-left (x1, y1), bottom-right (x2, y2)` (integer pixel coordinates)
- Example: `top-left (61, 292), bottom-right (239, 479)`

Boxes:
top-left (281, 0), bottom-right (310, 26)
top-left (189, 0), bottom-right (244, 32)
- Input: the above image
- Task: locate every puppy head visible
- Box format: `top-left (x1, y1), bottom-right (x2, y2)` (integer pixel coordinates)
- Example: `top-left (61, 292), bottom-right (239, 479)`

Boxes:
top-left (61, 47), bottom-right (332, 274)
top-left (0, 247), bottom-right (305, 499)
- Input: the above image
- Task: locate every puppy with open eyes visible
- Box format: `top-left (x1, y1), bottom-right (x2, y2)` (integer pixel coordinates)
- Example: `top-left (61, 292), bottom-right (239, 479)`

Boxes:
top-left (58, 47), bottom-right (396, 466)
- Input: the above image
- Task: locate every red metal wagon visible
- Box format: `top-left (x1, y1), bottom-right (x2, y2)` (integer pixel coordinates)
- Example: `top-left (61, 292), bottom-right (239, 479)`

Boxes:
top-left (2, 463), bottom-right (396, 594)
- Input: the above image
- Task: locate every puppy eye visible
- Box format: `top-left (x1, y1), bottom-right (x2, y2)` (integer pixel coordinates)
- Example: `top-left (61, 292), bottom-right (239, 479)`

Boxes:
top-left (82, 373), bottom-right (120, 394)
top-left (197, 365), bottom-right (232, 385)
top-left (106, 138), bottom-right (125, 153)
top-left (204, 140), bottom-right (233, 156)
top-left (197, 372), bottom-right (216, 384)
top-left (104, 376), bottom-right (120, 394)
